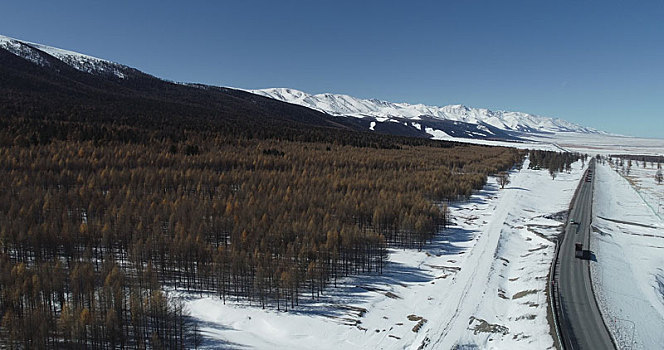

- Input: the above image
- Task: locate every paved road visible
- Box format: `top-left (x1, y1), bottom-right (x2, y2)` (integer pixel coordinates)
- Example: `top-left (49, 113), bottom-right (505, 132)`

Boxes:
top-left (556, 159), bottom-right (615, 350)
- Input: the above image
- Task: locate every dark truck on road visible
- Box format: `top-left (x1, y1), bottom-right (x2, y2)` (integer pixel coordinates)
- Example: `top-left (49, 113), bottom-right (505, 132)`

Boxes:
top-left (575, 242), bottom-right (584, 258)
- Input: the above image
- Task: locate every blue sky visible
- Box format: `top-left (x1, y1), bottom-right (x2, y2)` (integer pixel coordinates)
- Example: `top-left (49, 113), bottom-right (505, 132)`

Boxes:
top-left (1, 1), bottom-right (663, 137)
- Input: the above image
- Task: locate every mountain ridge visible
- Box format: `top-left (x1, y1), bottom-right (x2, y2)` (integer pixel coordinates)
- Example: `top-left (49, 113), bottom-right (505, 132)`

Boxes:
top-left (249, 87), bottom-right (602, 137)
top-left (0, 34), bottom-right (136, 79)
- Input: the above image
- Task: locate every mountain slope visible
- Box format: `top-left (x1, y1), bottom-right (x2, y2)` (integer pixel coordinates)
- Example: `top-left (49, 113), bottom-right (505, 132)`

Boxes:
top-left (0, 34), bottom-right (137, 79)
top-left (249, 88), bottom-right (601, 138)
top-left (1, 34), bottom-right (394, 146)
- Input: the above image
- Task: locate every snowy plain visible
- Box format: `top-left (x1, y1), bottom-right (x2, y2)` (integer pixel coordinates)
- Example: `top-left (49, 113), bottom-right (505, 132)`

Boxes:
top-left (530, 133), bottom-right (664, 157)
top-left (440, 132), bottom-right (664, 156)
top-left (179, 158), bottom-right (587, 349)
top-left (589, 161), bottom-right (664, 350)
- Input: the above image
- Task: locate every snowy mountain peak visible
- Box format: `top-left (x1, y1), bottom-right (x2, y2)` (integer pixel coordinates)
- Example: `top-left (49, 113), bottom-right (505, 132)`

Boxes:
top-left (249, 88), bottom-right (601, 136)
top-left (0, 34), bottom-right (130, 79)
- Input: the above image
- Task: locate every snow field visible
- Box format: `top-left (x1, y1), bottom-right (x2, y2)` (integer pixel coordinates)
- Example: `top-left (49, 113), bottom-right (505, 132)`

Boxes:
top-left (425, 159), bottom-right (584, 349)
top-left (621, 164), bottom-right (664, 221)
top-left (536, 133), bottom-right (664, 157)
top-left (590, 162), bottom-right (664, 350)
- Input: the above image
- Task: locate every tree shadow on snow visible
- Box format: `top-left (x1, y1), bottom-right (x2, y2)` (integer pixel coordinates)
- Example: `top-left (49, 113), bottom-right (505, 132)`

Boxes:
top-left (285, 259), bottom-right (434, 317)
top-left (285, 222), bottom-right (479, 318)
top-left (423, 226), bottom-right (476, 256)
top-left (504, 186), bottom-right (530, 191)
top-left (194, 319), bottom-right (250, 350)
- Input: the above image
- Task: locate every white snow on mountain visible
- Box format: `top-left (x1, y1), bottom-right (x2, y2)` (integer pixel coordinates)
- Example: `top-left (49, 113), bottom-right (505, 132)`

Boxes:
top-left (0, 34), bottom-right (128, 79)
top-left (0, 35), bottom-right (52, 67)
top-left (249, 88), bottom-right (600, 135)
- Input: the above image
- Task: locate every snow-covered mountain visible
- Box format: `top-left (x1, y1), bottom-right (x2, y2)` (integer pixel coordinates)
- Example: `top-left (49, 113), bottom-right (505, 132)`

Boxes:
top-left (249, 88), bottom-right (600, 136)
top-left (0, 34), bottom-right (134, 79)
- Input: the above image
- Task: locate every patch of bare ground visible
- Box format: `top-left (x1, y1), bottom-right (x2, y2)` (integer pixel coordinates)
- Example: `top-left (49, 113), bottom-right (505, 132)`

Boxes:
top-left (385, 291), bottom-right (400, 299)
top-left (407, 314), bottom-right (427, 333)
top-left (515, 314), bottom-right (537, 321)
top-left (412, 320), bottom-right (427, 333)
top-left (512, 289), bottom-right (538, 299)
top-left (511, 332), bottom-right (531, 340)
top-left (425, 264), bottom-right (461, 271)
top-left (468, 316), bottom-right (509, 335)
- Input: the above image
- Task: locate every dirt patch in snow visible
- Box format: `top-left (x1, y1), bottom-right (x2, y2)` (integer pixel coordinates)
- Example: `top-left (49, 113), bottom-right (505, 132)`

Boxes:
top-left (515, 314), bottom-right (537, 321)
top-left (425, 264), bottom-right (461, 274)
top-left (468, 316), bottom-right (509, 335)
top-left (512, 289), bottom-right (538, 299)
top-left (407, 314), bottom-right (427, 333)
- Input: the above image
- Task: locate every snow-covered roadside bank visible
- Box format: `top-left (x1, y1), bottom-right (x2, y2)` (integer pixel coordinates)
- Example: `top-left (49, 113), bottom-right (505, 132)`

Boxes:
top-left (177, 159), bottom-right (587, 349)
top-left (591, 163), bottom-right (664, 350)
top-left (422, 159), bottom-right (585, 349)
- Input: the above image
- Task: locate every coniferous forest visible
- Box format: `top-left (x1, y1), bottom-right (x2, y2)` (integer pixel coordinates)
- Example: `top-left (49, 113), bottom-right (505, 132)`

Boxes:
top-left (0, 134), bottom-right (522, 348)
top-left (528, 149), bottom-right (586, 175)
top-left (0, 47), bottom-right (524, 348)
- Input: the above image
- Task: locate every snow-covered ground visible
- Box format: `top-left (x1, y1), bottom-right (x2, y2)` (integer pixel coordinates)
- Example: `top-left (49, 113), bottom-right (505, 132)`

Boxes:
top-left (533, 133), bottom-right (664, 157)
top-left (590, 162), bottom-right (664, 350)
top-left (428, 137), bottom-right (564, 152)
top-left (395, 132), bottom-right (664, 155)
top-left (180, 158), bottom-right (586, 349)
top-left (621, 163), bottom-right (664, 221)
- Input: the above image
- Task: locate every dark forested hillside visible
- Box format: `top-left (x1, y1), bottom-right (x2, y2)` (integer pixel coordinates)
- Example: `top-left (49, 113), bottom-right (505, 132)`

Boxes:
top-left (0, 44), bottom-right (524, 348)
top-left (0, 46), bottom-right (349, 140)
top-left (1, 45), bottom-right (481, 150)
